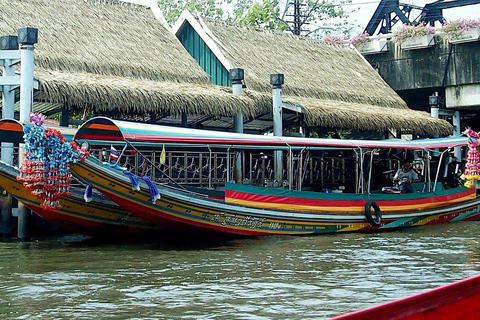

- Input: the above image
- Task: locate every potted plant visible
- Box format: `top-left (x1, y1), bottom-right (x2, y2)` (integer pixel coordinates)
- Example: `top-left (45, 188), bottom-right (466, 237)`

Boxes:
top-left (442, 19), bottom-right (480, 44)
top-left (393, 24), bottom-right (436, 50)
top-left (348, 32), bottom-right (388, 54)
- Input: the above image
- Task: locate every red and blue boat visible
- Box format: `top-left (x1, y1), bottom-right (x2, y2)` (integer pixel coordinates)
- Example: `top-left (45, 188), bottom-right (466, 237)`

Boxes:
top-left (0, 119), bottom-right (159, 236)
top-left (64, 117), bottom-right (480, 236)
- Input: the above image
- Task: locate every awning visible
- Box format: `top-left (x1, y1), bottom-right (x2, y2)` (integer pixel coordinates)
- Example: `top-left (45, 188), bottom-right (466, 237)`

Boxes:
top-left (74, 117), bottom-right (467, 150)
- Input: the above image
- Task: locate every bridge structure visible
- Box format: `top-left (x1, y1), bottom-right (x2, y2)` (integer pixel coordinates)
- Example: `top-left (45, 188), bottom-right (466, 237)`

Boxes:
top-left (360, 0), bottom-right (480, 133)
top-left (362, 35), bottom-right (480, 132)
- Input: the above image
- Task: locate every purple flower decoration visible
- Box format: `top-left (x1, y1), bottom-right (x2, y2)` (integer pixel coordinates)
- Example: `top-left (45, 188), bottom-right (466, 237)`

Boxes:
top-left (30, 112), bottom-right (46, 126)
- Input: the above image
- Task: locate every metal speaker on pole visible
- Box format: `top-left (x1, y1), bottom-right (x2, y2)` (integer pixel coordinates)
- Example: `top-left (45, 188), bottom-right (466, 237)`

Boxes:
top-left (17, 27), bottom-right (38, 45)
top-left (0, 36), bottom-right (18, 50)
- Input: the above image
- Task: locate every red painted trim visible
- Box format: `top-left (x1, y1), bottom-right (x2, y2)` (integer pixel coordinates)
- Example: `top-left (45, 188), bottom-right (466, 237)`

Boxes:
top-left (226, 188), bottom-right (474, 208)
top-left (330, 274), bottom-right (480, 320)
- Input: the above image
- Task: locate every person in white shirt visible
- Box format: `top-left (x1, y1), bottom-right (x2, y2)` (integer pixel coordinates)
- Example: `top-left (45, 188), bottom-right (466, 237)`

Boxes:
top-left (393, 159), bottom-right (420, 193)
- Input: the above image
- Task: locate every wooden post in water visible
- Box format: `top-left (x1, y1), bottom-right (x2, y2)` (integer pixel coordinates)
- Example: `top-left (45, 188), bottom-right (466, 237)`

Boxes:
top-left (231, 68), bottom-right (244, 184)
top-left (0, 35), bottom-right (20, 238)
top-left (17, 27), bottom-right (38, 241)
top-left (270, 74), bottom-right (284, 187)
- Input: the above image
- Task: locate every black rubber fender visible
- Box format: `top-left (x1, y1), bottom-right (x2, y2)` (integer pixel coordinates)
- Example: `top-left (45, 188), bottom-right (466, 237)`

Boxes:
top-left (364, 200), bottom-right (382, 226)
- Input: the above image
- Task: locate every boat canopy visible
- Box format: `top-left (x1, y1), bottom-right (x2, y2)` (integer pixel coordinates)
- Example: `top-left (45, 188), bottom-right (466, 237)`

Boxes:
top-left (0, 119), bottom-right (24, 144)
top-left (0, 118), bottom-right (77, 143)
top-left (74, 117), bottom-right (467, 150)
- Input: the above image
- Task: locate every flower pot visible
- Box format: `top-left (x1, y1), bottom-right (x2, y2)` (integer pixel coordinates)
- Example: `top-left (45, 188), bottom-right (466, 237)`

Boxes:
top-left (358, 39), bottom-right (388, 55)
top-left (400, 34), bottom-right (435, 50)
top-left (449, 27), bottom-right (480, 44)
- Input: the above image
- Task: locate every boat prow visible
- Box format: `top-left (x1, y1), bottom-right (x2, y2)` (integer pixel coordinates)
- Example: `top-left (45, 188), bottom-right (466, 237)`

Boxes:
top-left (0, 160), bottom-right (159, 236)
top-left (330, 274), bottom-right (480, 320)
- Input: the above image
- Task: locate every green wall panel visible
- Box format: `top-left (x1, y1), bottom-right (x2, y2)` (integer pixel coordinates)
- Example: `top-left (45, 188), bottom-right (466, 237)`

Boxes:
top-left (178, 24), bottom-right (231, 87)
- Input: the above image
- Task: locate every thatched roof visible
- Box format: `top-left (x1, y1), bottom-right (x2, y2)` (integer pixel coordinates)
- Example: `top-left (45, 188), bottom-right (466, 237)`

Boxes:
top-left (201, 19), bottom-right (406, 108)
top-left (1, 0), bottom-right (207, 84)
top-left (35, 69), bottom-right (258, 117)
top-left (173, 12), bottom-right (452, 135)
top-left (0, 0), bottom-right (259, 118)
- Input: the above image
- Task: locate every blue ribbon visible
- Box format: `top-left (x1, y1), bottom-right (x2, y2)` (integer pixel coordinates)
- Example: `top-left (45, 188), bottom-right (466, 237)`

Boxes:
top-left (84, 185), bottom-right (93, 202)
top-left (123, 170), bottom-right (140, 191)
top-left (142, 175), bottom-right (160, 204)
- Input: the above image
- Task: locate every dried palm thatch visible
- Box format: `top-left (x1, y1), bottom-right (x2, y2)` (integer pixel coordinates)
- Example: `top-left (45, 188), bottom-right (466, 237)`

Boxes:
top-left (0, 0), bottom-right (209, 84)
top-left (204, 20), bottom-right (408, 109)
top-left (284, 96), bottom-right (452, 135)
top-left (35, 69), bottom-right (259, 118)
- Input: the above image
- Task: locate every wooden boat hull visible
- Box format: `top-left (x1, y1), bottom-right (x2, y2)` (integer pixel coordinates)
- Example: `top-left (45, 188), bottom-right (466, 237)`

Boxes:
top-left (70, 157), bottom-right (480, 236)
top-left (330, 274), bottom-right (480, 320)
top-left (0, 161), bottom-right (159, 236)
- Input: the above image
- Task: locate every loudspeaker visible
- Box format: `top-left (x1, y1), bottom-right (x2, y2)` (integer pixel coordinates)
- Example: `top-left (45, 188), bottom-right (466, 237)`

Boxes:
top-left (17, 27), bottom-right (38, 45)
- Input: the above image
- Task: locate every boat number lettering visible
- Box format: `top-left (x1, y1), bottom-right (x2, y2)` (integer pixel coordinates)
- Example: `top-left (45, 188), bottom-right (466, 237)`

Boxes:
top-left (210, 213), bottom-right (266, 229)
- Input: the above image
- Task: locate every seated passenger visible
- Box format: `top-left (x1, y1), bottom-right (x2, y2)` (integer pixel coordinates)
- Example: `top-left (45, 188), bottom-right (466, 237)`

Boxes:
top-left (393, 159), bottom-right (420, 193)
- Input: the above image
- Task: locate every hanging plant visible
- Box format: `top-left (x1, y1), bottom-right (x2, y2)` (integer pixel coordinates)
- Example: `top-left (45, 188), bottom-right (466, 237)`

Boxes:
top-left (323, 34), bottom-right (346, 46)
top-left (392, 24), bottom-right (436, 43)
top-left (348, 32), bottom-right (369, 48)
top-left (441, 19), bottom-right (480, 41)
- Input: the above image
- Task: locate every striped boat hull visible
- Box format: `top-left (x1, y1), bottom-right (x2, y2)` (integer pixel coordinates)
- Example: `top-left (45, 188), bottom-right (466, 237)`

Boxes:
top-left (0, 161), bottom-right (159, 236)
top-left (70, 157), bottom-right (480, 236)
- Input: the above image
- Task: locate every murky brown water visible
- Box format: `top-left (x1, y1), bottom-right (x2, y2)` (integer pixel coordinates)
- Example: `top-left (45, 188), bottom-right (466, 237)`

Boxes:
top-left (1, 222), bottom-right (480, 319)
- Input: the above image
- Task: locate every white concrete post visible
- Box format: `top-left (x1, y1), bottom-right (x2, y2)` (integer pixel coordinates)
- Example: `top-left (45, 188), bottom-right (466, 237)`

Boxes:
top-left (231, 68), bottom-right (244, 184)
top-left (453, 111), bottom-right (462, 160)
top-left (17, 27), bottom-right (38, 241)
top-left (1, 36), bottom-right (19, 165)
top-left (0, 35), bottom-right (20, 238)
top-left (429, 93), bottom-right (440, 157)
top-left (270, 74), bottom-right (284, 186)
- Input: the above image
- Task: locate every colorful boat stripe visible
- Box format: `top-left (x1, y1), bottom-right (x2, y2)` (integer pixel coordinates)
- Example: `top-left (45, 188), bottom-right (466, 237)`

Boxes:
top-left (74, 117), bottom-right (468, 150)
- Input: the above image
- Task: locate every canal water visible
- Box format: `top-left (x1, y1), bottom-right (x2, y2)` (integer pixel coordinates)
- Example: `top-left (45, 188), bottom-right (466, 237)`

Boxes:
top-left (0, 222), bottom-right (479, 319)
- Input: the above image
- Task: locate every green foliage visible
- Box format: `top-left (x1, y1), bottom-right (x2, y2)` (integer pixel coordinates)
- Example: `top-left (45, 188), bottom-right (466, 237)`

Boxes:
top-left (158, 0), bottom-right (230, 24)
top-left (237, 0), bottom-right (288, 31)
top-left (157, 0), bottom-right (354, 37)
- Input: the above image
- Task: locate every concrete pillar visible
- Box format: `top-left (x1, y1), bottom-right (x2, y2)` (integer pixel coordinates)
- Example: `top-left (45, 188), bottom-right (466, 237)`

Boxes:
top-left (59, 104), bottom-right (69, 127)
top-left (429, 93), bottom-right (440, 157)
top-left (453, 111), bottom-right (462, 160)
top-left (1, 35), bottom-right (19, 238)
top-left (231, 68), bottom-right (244, 184)
top-left (181, 113), bottom-right (188, 127)
top-left (270, 74), bottom-right (284, 186)
top-left (17, 27), bottom-right (38, 241)
top-left (0, 192), bottom-right (12, 238)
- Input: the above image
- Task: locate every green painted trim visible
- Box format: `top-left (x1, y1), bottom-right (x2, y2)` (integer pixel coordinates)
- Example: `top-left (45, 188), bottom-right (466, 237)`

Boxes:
top-left (177, 24), bottom-right (231, 87)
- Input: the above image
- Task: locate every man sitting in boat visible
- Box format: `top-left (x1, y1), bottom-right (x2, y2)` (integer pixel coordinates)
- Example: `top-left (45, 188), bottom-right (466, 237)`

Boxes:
top-left (393, 159), bottom-right (420, 193)
top-left (382, 159), bottom-right (420, 193)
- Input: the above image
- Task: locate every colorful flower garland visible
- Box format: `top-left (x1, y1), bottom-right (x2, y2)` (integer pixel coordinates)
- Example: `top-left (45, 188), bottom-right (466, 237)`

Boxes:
top-left (17, 113), bottom-right (89, 210)
top-left (462, 128), bottom-right (480, 188)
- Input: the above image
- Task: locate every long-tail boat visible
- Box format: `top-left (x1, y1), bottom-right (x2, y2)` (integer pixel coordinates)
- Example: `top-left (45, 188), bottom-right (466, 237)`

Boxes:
top-left (63, 117), bottom-right (480, 236)
top-left (0, 119), bottom-right (159, 236)
top-left (330, 273), bottom-right (480, 320)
